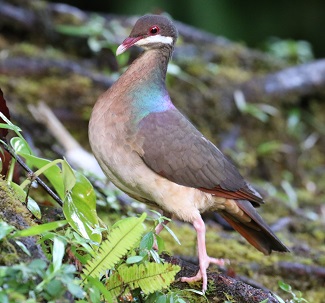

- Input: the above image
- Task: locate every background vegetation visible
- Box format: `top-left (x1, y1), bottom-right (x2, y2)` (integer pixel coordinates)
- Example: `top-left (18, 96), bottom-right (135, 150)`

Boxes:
top-left (50, 0), bottom-right (325, 58)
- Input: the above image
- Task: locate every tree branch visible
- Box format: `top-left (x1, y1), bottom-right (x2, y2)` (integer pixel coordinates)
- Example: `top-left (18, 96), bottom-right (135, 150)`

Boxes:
top-left (237, 59), bottom-right (325, 104)
top-left (164, 254), bottom-right (280, 303)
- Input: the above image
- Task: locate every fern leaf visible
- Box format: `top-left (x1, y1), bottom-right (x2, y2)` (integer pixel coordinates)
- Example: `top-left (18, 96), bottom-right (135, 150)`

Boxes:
top-left (82, 213), bottom-right (147, 281)
top-left (106, 262), bottom-right (180, 297)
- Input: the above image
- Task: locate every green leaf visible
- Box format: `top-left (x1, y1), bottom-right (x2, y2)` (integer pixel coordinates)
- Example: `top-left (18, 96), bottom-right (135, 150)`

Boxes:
top-left (163, 223), bottom-right (181, 245)
top-left (274, 294), bottom-right (286, 303)
top-left (15, 149), bottom-right (72, 204)
top-left (0, 112), bottom-right (23, 137)
top-left (126, 255), bottom-right (144, 264)
top-left (155, 235), bottom-right (165, 252)
top-left (52, 237), bottom-right (65, 272)
top-left (9, 181), bottom-right (28, 201)
top-left (106, 262), bottom-right (180, 296)
top-left (278, 280), bottom-right (292, 292)
top-left (10, 137), bottom-right (32, 155)
top-left (149, 249), bottom-right (162, 263)
top-left (26, 196), bottom-right (42, 219)
top-left (0, 122), bottom-right (21, 133)
top-left (63, 171), bottom-right (101, 244)
top-left (0, 221), bottom-right (15, 240)
top-left (17, 153), bottom-right (65, 198)
top-left (9, 181), bottom-right (42, 219)
top-left (66, 282), bottom-right (85, 299)
top-left (14, 240), bottom-right (31, 256)
top-left (140, 231), bottom-right (154, 250)
top-left (156, 294), bottom-right (167, 303)
top-left (82, 213), bottom-right (147, 280)
top-left (62, 160), bottom-right (76, 194)
top-left (45, 279), bottom-right (62, 296)
top-left (12, 220), bottom-right (67, 237)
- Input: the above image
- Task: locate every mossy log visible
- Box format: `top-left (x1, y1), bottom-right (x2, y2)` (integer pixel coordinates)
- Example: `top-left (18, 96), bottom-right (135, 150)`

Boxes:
top-left (0, 180), bottom-right (46, 265)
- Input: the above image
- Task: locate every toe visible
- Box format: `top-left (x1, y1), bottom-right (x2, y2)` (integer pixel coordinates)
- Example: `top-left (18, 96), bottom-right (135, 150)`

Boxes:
top-left (209, 257), bottom-right (230, 267)
top-left (180, 271), bottom-right (202, 283)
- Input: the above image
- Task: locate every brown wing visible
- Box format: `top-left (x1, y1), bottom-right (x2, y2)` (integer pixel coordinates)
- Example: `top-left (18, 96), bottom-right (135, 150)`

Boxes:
top-left (136, 109), bottom-right (263, 205)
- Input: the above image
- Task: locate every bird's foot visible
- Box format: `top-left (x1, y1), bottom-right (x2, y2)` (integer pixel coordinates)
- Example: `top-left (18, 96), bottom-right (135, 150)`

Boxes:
top-left (181, 256), bottom-right (229, 293)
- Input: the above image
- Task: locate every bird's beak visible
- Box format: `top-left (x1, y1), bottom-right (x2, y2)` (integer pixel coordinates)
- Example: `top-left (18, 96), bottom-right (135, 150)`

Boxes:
top-left (116, 36), bottom-right (143, 56)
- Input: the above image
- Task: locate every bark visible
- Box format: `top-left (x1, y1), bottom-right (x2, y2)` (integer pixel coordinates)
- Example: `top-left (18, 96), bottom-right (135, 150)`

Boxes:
top-left (268, 261), bottom-right (325, 283)
top-left (165, 254), bottom-right (280, 303)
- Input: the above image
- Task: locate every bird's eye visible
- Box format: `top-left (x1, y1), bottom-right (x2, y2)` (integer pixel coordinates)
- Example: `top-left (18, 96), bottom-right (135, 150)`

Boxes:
top-left (149, 26), bottom-right (159, 35)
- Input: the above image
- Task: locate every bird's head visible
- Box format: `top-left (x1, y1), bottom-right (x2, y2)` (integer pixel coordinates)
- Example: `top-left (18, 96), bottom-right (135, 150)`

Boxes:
top-left (116, 14), bottom-right (178, 56)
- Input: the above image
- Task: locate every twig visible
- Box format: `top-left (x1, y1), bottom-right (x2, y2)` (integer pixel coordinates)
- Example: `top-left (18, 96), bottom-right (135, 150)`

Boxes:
top-left (1, 141), bottom-right (63, 207)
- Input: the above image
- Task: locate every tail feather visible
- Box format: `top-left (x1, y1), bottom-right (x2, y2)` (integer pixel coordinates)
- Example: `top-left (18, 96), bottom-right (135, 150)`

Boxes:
top-left (220, 199), bottom-right (289, 255)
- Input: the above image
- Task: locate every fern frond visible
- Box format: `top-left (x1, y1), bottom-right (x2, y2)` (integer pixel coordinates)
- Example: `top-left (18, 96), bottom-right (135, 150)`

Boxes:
top-left (106, 262), bottom-right (180, 297)
top-left (82, 213), bottom-right (147, 281)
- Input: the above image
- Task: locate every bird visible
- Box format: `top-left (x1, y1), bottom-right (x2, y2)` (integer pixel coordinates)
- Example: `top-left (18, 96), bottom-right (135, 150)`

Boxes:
top-left (88, 14), bottom-right (289, 292)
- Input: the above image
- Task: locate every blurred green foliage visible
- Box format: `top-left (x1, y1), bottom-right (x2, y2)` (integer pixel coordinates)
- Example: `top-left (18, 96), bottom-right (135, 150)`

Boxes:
top-left (52, 0), bottom-right (325, 57)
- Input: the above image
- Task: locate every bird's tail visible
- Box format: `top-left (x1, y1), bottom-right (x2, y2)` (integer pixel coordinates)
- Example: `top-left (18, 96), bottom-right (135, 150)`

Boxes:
top-left (220, 199), bottom-right (289, 254)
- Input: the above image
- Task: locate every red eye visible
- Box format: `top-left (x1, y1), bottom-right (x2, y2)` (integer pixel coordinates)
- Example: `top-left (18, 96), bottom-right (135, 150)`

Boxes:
top-left (149, 26), bottom-right (159, 35)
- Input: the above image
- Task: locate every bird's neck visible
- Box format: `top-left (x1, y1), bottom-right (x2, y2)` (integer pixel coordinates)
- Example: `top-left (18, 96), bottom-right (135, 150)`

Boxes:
top-left (123, 45), bottom-right (173, 85)
top-left (115, 46), bottom-right (175, 123)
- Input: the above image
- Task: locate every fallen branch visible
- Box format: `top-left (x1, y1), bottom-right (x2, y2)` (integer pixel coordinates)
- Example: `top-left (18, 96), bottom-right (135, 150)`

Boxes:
top-left (270, 261), bottom-right (325, 283)
top-left (237, 59), bottom-right (325, 104)
top-left (0, 57), bottom-right (113, 88)
top-left (165, 254), bottom-right (280, 303)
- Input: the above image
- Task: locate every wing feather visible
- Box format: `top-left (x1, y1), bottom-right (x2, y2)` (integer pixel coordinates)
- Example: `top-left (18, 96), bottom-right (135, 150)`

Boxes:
top-left (137, 109), bottom-right (263, 204)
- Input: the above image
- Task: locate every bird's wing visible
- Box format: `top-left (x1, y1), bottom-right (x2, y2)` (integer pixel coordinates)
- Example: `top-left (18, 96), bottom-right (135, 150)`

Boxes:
top-left (136, 109), bottom-right (263, 205)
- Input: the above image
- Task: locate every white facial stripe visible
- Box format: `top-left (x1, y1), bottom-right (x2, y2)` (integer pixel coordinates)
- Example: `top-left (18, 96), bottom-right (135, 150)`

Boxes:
top-left (135, 35), bottom-right (173, 46)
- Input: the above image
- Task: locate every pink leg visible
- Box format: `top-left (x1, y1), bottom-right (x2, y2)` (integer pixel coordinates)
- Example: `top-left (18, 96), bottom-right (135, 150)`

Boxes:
top-left (155, 219), bottom-right (169, 235)
top-left (181, 216), bottom-right (227, 293)
top-left (153, 215), bottom-right (171, 250)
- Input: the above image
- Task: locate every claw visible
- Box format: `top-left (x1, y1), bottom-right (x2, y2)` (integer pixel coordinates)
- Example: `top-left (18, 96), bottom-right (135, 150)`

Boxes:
top-left (181, 257), bottom-right (229, 292)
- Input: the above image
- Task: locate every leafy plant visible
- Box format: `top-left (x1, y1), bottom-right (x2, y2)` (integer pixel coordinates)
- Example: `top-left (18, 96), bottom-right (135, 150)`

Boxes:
top-left (0, 236), bottom-right (84, 302)
top-left (82, 213), bottom-right (181, 300)
top-left (55, 14), bottom-right (130, 66)
top-left (105, 262), bottom-right (180, 297)
top-left (0, 99), bottom-right (182, 302)
top-left (82, 214), bottom-right (147, 280)
top-left (0, 112), bottom-right (101, 244)
top-left (233, 89), bottom-right (278, 122)
top-left (275, 281), bottom-right (310, 303)
top-left (264, 38), bottom-right (314, 64)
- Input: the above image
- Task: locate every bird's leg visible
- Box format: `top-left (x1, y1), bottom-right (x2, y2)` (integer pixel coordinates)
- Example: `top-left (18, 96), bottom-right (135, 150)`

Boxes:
top-left (153, 212), bottom-right (172, 250)
top-left (155, 219), bottom-right (168, 235)
top-left (181, 216), bottom-right (227, 293)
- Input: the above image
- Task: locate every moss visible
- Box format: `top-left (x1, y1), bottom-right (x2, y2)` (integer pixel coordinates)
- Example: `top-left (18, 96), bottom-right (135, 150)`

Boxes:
top-left (0, 180), bottom-right (34, 227)
top-left (6, 41), bottom-right (67, 60)
top-left (0, 238), bottom-right (20, 265)
top-left (0, 180), bottom-right (39, 265)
